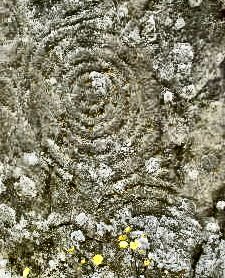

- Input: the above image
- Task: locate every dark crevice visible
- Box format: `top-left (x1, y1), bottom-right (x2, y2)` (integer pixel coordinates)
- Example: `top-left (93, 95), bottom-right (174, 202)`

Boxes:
top-left (191, 242), bottom-right (204, 277)
top-left (43, 165), bottom-right (54, 215)
top-left (29, 0), bottom-right (61, 14)
top-left (219, 9), bottom-right (225, 19)
top-left (172, 143), bottom-right (186, 183)
top-left (211, 183), bottom-right (225, 237)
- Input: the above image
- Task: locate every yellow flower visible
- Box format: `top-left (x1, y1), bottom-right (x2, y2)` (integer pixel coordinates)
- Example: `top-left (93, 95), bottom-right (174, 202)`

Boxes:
top-left (80, 258), bottom-right (86, 264)
top-left (67, 246), bottom-right (75, 254)
top-left (124, 226), bottom-right (132, 233)
top-left (130, 239), bottom-right (140, 250)
top-left (141, 233), bottom-right (147, 238)
top-left (119, 241), bottom-right (129, 249)
top-left (118, 234), bottom-right (128, 241)
top-left (143, 259), bottom-right (151, 267)
top-left (23, 267), bottom-right (30, 278)
top-left (92, 254), bottom-right (104, 266)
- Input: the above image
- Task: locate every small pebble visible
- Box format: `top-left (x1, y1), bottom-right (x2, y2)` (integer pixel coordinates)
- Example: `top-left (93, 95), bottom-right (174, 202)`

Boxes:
top-left (164, 17), bottom-right (173, 26)
top-left (180, 84), bottom-right (197, 100)
top-left (145, 157), bottom-right (160, 174)
top-left (216, 200), bottom-right (225, 211)
top-left (205, 222), bottom-right (220, 232)
top-left (0, 204), bottom-right (16, 226)
top-left (71, 230), bottom-right (85, 242)
top-left (49, 77), bottom-right (57, 85)
top-left (188, 0), bottom-right (203, 7)
top-left (74, 212), bottom-right (89, 226)
top-left (163, 90), bottom-right (173, 103)
top-left (14, 175), bottom-right (37, 198)
top-left (23, 152), bottom-right (39, 166)
top-left (174, 17), bottom-right (185, 30)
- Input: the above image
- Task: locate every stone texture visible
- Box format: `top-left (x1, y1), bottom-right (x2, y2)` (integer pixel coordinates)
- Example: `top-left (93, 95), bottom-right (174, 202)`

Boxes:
top-left (0, 0), bottom-right (225, 277)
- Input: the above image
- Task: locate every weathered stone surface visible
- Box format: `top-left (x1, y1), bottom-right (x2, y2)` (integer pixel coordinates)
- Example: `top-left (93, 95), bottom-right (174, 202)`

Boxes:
top-left (1, 0), bottom-right (225, 277)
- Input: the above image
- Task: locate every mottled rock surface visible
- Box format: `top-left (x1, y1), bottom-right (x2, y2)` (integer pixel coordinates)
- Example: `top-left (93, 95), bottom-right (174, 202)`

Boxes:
top-left (1, 0), bottom-right (225, 277)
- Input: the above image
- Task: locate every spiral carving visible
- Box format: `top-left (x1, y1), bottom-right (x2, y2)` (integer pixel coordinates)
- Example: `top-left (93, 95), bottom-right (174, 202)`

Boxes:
top-left (20, 0), bottom-right (172, 208)
top-left (2, 0), bottom-right (225, 277)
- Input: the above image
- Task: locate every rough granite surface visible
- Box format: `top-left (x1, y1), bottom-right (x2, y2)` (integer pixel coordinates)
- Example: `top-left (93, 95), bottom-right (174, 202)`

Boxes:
top-left (1, 0), bottom-right (225, 277)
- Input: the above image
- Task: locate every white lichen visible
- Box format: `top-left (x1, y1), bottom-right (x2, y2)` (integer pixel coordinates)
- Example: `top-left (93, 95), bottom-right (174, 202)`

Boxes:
top-left (12, 167), bottom-right (23, 179)
top-left (0, 178), bottom-right (6, 194)
top-left (187, 169), bottom-right (199, 180)
top-left (205, 221), bottom-right (220, 233)
top-left (48, 77), bottom-right (57, 85)
top-left (56, 168), bottom-right (73, 181)
top-left (48, 259), bottom-right (57, 270)
top-left (89, 71), bottom-right (112, 95)
top-left (177, 62), bottom-right (192, 75)
top-left (98, 163), bottom-right (113, 179)
top-left (144, 14), bottom-right (157, 41)
top-left (154, 61), bottom-right (175, 81)
top-left (145, 157), bottom-right (160, 174)
top-left (188, 0), bottom-right (203, 7)
top-left (0, 258), bottom-right (8, 270)
top-left (74, 212), bottom-right (89, 227)
top-left (47, 212), bottom-right (63, 226)
top-left (23, 152), bottom-right (39, 166)
top-left (117, 2), bottom-right (128, 18)
top-left (96, 222), bottom-right (114, 237)
top-left (0, 257), bottom-right (15, 278)
top-left (122, 22), bottom-right (141, 45)
top-left (113, 180), bottom-right (126, 192)
top-left (138, 237), bottom-right (150, 250)
top-left (172, 43), bottom-right (194, 63)
top-left (174, 17), bottom-right (185, 30)
top-left (164, 16), bottom-right (173, 27)
top-left (216, 201), bottom-right (225, 211)
top-left (14, 175), bottom-right (37, 198)
top-left (0, 204), bottom-right (16, 227)
top-left (0, 162), bottom-right (4, 175)
top-left (163, 90), bottom-right (173, 103)
top-left (70, 230), bottom-right (85, 243)
top-left (180, 84), bottom-right (197, 100)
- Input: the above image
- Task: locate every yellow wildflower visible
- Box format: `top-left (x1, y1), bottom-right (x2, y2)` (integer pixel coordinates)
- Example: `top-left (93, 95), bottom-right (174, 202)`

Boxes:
top-left (23, 267), bottom-right (30, 278)
top-left (80, 258), bottom-right (86, 264)
top-left (143, 259), bottom-right (151, 267)
top-left (124, 226), bottom-right (132, 233)
top-left (118, 234), bottom-right (128, 241)
top-left (130, 239), bottom-right (140, 250)
top-left (141, 233), bottom-right (147, 238)
top-left (67, 246), bottom-right (75, 254)
top-left (119, 241), bottom-right (129, 249)
top-left (92, 254), bottom-right (104, 266)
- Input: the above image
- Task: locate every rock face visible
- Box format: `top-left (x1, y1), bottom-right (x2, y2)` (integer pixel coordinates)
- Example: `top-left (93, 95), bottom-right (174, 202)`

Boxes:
top-left (1, 0), bottom-right (225, 277)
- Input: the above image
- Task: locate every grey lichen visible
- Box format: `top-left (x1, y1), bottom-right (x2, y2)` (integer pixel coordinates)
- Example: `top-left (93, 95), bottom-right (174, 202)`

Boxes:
top-left (1, 0), bottom-right (225, 277)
